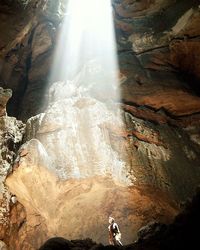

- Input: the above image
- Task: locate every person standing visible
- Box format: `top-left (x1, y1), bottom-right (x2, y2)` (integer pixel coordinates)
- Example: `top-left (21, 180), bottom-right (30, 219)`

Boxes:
top-left (108, 216), bottom-right (123, 246)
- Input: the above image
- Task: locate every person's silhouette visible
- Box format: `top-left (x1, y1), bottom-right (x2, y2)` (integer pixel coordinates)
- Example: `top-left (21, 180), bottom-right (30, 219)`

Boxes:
top-left (108, 216), bottom-right (123, 246)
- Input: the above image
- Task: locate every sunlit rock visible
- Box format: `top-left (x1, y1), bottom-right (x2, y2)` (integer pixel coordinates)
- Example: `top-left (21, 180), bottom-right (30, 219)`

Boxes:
top-left (5, 74), bottom-right (200, 248)
top-left (0, 108), bottom-right (25, 240)
top-left (6, 164), bottom-right (178, 248)
top-left (25, 82), bottom-right (129, 183)
top-left (1, 0), bottom-right (200, 249)
top-left (0, 240), bottom-right (8, 250)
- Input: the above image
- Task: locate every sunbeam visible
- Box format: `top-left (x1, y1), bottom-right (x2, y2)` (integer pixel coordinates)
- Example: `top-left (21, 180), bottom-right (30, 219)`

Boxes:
top-left (50, 0), bottom-right (120, 102)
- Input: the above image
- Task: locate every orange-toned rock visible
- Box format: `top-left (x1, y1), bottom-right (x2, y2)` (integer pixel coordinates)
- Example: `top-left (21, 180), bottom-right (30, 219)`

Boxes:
top-left (4, 76), bottom-right (200, 248)
top-left (6, 154), bottom-right (179, 248)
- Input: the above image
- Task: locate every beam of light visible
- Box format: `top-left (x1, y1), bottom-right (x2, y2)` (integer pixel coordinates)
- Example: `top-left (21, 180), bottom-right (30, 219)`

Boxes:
top-left (47, 0), bottom-right (131, 184)
top-left (50, 0), bottom-right (120, 102)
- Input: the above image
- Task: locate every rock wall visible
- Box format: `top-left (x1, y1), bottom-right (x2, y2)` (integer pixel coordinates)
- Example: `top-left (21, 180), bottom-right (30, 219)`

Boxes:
top-left (0, 0), bottom-right (200, 249)
top-left (5, 80), bottom-right (179, 249)
top-left (0, 89), bottom-right (25, 248)
top-left (115, 0), bottom-right (200, 118)
top-left (4, 66), bottom-right (200, 249)
top-left (0, 0), bottom-right (200, 121)
top-left (0, 0), bottom-right (58, 120)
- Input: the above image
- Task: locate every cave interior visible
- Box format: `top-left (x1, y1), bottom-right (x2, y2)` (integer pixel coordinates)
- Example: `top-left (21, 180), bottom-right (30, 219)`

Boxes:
top-left (0, 0), bottom-right (200, 249)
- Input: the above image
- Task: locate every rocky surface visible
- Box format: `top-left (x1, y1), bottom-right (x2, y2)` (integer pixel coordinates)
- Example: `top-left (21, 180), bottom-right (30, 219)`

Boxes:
top-left (0, 240), bottom-right (8, 250)
top-left (4, 71), bottom-right (200, 248)
top-left (0, 0), bottom-right (199, 122)
top-left (4, 79), bottom-right (180, 249)
top-left (0, 0), bottom-right (58, 119)
top-left (0, 0), bottom-right (200, 249)
top-left (0, 88), bottom-right (12, 117)
top-left (115, 0), bottom-right (200, 121)
top-left (38, 188), bottom-right (200, 250)
top-left (0, 89), bottom-right (25, 247)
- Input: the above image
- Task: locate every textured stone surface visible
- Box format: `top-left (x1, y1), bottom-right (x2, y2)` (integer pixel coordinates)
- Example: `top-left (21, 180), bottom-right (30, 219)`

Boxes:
top-left (0, 0), bottom-right (200, 121)
top-left (115, 0), bottom-right (200, 119)
top-left (0, 0), bottom-right (200, 249)
top-left (0, 105), bottom-right (25, 242)
top-left (4, 75), bottom-right (200, 248)
top-left (0, 88), bottom-right (12, 117)
top-left (0, 240), bottom-right (8, 250)
top-left (21, 79), bottom-right (200, 201)
top-left (6, 154), bottom-right (178, 248)
top-left (37, 189), bottom-right (200, 250)
top-left (0, 0), bottom-right (57, 119)
top-left (3, 202), bottom-right (47, 250)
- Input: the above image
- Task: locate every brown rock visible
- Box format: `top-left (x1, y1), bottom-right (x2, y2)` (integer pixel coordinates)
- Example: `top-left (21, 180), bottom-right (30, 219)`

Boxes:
top-left (6, 163), bottom-right (178, 248)
top-left (170, 39), bottom-right (200, 80)
top-left (0, 88), bottom-right (12, 116)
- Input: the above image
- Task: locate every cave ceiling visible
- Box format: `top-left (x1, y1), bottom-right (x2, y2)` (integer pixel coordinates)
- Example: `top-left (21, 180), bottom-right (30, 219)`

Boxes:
top-left (0, 0), bottom-right (199, 121)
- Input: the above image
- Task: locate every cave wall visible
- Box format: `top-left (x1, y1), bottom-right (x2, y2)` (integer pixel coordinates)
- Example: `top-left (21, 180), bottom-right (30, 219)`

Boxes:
top-left (0, 0), bottom-right (59, 120)
top-left (0, 89), bottom-right (25, 248)
top-left (0, 0), bottom-right (200, 249)
top-left (0, 0), bottom-right (200, 121)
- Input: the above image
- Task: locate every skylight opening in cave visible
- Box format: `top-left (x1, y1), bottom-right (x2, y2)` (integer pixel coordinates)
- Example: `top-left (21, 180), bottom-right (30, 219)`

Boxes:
top-left (49, 0), bottom-right (120, 102)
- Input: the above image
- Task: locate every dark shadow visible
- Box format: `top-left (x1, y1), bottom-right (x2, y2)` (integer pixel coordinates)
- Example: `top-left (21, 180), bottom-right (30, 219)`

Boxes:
top-left (39, 237), bottom-right (71, 250)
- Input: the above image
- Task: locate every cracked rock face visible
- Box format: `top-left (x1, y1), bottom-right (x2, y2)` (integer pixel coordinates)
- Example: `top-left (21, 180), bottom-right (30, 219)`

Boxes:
top-left (4, 65), bottom-right (200, 248)
top-left (114, 0), bottom-right (200, 120)
top-left (0, 89), bottom-right (25, 245)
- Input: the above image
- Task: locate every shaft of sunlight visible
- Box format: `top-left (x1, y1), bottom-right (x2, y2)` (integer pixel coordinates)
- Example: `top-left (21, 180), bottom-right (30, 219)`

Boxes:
top-left (50, 0), bottom-right (120, 101)
top-left (46, 0), bottom-right (131, 184)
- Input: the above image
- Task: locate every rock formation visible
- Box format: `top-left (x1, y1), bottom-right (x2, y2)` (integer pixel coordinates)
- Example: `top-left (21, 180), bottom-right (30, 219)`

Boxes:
top-left (4, 63), bottom-right (200, 248)
top-left (38, 187), bottom-right (200, 250)
top-left (0, 0), bottom-right (200, 249)
top-left (0, 0), bottom-right (199, 121)
top-left (4, 78), bottom-right (178, 249)
top-left (0, 88), bottom-right (25, 248)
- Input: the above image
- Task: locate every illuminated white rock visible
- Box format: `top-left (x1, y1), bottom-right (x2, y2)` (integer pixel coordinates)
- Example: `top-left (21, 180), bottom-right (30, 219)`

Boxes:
top-left (25, 82), bottom-right (130, 184)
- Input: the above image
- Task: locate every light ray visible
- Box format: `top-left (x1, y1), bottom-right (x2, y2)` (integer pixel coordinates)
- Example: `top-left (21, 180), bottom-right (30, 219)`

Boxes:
top-left (50, 0), bottom-right (120, 102)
